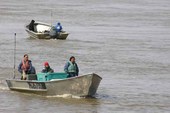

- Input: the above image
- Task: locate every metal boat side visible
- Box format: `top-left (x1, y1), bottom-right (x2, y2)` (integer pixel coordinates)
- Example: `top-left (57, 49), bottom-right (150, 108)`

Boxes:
top-left (6, 73), bottom-right (102, 97)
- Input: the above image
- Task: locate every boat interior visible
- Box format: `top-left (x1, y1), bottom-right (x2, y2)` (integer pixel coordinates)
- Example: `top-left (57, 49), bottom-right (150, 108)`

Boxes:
top-left (26, 72), bottom-right (68, 81)
top-left (33, 24), bottom-right (51, 33)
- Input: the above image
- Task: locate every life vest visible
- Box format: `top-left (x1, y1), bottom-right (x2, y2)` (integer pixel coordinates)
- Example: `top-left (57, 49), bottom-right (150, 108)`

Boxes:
top-left (68, 61), bottom-right (77, 73)
top-left (21, 59), bottom-right (30, 71)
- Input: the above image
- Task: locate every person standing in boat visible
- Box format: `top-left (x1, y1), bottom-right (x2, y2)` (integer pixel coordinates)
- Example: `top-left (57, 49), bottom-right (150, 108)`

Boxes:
top-left (41, 62), bottom-right (54, 73)
top-left (18, 54), bottom-right (36, 80)
top-left (64, 56), bottom-right (79, 78)
top-left (28, 20), bottom-right (35, 31)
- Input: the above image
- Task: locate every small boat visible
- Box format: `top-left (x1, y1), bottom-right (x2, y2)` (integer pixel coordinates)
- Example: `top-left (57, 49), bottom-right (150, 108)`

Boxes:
top-left (25, 22), bottom-right (69, 40)
top-left (6, 73), bottom-right (102, 97)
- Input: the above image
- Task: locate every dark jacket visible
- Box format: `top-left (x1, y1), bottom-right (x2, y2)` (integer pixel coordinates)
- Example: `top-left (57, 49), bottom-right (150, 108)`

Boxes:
top-left (41, 66), bottom-right (54, 73)
top-left (29, 20), bottom-right (35, 31)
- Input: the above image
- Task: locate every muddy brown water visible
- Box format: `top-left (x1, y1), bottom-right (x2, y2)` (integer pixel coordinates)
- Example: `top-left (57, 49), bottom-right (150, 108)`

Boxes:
top-left (0, 0), bottom-right (170, 113)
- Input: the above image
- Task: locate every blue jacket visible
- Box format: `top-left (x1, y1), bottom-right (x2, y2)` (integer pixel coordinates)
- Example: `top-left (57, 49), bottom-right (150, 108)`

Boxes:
top-left (55, 24), bottom-right (62, 32)
top-left (18, 60), bottom-right (36, 74)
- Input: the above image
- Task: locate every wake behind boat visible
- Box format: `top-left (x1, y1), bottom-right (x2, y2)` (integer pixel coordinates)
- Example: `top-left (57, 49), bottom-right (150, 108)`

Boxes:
top-left (25, 21), bottom-right (69, 40)
top-left (6, 73), bottom-right (102, 97)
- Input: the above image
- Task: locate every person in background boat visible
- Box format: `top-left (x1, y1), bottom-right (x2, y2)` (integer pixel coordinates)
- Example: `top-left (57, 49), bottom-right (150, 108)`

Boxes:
top-left (55, 22), bottom-right (63, 33)
top-left (18, 54), bottom-right (36, 80)
top-left (64, 56), bottom-right (79, 78)
top-left (41, 62), bottom-right (54, 73)
top-left (29, 20), bottom-right (35, 31)
top-left (49, 22), bottom-right (63, 38)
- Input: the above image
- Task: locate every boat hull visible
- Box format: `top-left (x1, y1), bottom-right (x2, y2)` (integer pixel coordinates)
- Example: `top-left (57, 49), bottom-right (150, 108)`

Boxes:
top-left (6, 73), bottom-right (102, 97)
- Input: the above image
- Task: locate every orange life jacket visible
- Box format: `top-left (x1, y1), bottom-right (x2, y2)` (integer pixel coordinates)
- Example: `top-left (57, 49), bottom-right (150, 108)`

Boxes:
top-left (21, 59), bottom-right (30, 71)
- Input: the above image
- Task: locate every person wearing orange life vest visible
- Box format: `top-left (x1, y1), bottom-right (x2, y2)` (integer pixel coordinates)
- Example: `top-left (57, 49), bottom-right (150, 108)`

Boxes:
top-left (18, 54), bottom-right (36, 79)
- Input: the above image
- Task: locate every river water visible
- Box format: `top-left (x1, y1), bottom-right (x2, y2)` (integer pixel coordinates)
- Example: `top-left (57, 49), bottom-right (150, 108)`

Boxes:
top-left (0, 0), bottom-right (170, 113)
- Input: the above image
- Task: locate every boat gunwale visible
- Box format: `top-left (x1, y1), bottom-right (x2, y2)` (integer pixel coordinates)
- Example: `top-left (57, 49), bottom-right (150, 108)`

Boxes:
top-left (6, 73), bottom-right (102, 83)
